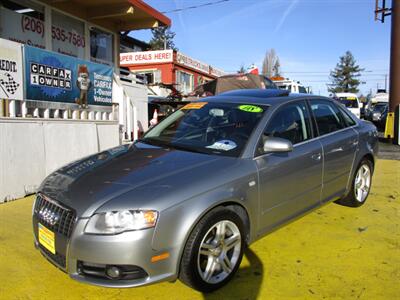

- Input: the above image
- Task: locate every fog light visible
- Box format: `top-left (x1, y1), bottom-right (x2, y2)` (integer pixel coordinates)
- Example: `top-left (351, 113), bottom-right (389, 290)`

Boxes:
top-left (106, 266), bottom-right (121, 279)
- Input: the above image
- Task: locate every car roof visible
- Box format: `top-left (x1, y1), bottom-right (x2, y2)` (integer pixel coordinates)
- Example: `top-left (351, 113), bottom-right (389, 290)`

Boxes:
top-left (198, 89), bottom-right (329, 107)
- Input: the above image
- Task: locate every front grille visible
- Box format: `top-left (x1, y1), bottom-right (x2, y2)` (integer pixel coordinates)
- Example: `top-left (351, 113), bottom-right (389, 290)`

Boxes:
top-left (34, 194), bottom-right (76, 238)
top-left (39, 244), bottom-right (67, 269)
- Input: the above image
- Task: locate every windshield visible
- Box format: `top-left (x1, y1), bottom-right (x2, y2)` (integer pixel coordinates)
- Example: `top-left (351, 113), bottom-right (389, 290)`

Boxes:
top-left (373, 103), bottom-right (387, 113)
top-left (339, 98), bottom-right (359, 108)
top-left (142, 102), bottom-right (267, 157)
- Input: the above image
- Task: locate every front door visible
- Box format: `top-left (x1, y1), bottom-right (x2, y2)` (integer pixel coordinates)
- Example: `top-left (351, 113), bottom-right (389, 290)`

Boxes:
top-left (255, 100), bottom-right (323, 233)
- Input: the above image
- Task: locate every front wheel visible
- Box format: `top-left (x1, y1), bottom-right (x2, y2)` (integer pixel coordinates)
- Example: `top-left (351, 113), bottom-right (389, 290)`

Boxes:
top-left (179, 207), bottom-right (245, 292)
top-left (336, 159), bottom-right (373, 207)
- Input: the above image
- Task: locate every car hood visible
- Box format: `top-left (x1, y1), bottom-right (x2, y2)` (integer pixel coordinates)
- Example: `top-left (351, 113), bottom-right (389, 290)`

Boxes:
top-left (39, 143), bottom-right (239, 217)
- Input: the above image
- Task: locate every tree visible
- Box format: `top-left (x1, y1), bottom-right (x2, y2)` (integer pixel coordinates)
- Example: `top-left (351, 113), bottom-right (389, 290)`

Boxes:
top-left (328, 51), bottom-right (364, 94)
top-left (149, 26), bottom-right (177, 51)
top-left (262, 49), bottom-right (280, 78)
top-left (273, 58), bottom-right (281, 77)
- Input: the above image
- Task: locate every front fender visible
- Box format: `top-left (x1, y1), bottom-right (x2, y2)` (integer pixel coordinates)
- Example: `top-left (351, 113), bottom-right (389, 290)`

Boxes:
top-left (151, 175), bottom-right (258, 276)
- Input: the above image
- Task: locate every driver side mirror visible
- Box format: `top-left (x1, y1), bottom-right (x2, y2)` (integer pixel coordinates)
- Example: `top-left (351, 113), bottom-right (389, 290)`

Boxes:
top-left (263, 137), bottom-right (293, 153)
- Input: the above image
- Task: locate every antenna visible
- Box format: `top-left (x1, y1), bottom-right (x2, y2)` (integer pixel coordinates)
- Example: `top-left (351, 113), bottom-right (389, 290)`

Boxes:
top-left (375, 0), bottom-right (392, 23)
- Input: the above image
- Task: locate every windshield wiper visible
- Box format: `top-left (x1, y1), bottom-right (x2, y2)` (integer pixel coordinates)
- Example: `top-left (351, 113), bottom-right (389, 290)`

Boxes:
top-left (168, 143), bottom-right (212, 155)
top-left (139, 138), bottom-right (215, 155)
top-left (138, 138), bottom-right (171, 149)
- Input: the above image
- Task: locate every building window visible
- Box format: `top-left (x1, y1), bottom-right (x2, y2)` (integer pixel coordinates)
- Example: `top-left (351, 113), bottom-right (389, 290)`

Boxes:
top-left (176, 70), bottom-right (193, 94)
top-left (90, 27), bottom-right (114, 66)
top-left (51, 10), bottom-right (85, 59)
top-left (0, 0), bottom-right (45, 48)
top-left (133, 70), bottom-right (161, 85)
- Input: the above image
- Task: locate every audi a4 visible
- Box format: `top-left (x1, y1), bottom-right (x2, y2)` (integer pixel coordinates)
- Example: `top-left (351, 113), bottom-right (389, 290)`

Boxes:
top-left (33, 89), bottom-right (378, 292)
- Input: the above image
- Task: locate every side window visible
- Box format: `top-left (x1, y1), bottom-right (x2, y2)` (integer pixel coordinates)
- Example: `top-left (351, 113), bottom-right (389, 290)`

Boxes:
top-left (256, 101), bottom-right (312, 155)
top-left (337, 106), bottom-right (356, 127)
top-left (310, 100), bottom-right (347, 135)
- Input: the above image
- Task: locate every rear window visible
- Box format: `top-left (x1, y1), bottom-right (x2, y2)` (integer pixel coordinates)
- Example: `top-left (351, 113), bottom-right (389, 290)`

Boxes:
top-left (339, 98), bottom-right (359, 108)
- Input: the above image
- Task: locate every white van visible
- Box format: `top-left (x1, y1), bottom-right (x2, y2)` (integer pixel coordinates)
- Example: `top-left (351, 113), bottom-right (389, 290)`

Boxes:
top-left (334, 93), bottom-right (361, 118)
top-left (272, 78), bottom-right (309, 94)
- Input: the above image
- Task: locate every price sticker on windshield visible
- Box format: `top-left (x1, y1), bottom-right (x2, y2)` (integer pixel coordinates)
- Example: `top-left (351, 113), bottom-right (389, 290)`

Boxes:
top-left (238, 105), bottom-right (263, 113)
top-left (181, 102), bottom-right (208, 110)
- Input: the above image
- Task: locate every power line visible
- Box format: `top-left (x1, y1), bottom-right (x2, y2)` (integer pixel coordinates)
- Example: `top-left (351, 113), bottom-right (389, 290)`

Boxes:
top-left (161, 0), bottom-right (230, 14)
top-left (283, 70), bottom-right (389, 74)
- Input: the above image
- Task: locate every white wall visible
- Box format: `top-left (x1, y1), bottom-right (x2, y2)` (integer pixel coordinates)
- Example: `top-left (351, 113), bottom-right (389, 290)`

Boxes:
top-left (113, 74), bottom-right (148, 141)
top-left (0, 118), bottom-right (120, 202)
top-left (122, 82), bottom-right (149, 133)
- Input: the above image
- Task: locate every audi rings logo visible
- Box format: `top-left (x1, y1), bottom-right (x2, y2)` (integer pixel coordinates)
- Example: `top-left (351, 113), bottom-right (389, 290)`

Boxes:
top-left (38, 207), bottom-right (60, 226)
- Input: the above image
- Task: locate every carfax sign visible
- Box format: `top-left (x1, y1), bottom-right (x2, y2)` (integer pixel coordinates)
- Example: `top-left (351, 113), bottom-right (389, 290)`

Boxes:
top-left (25, 46), bottom-right (113, 106)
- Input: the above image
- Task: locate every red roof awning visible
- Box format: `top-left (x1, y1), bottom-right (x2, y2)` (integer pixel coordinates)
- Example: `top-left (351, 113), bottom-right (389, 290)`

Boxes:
top-left (42, 0), bottom-right (171, 32)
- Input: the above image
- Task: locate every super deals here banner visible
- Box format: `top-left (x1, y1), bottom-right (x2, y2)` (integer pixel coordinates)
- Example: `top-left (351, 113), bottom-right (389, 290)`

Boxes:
top-left (25, 46), bottom-right (113, 106)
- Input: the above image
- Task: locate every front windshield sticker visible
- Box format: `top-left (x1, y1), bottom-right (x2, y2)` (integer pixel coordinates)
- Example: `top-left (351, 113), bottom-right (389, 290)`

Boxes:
top-left (181, 102), bottom-right (208, 110)
top-left (206, 140), bottom-right (237, 151)
top-left (238, 105), bottom-right (263, 113)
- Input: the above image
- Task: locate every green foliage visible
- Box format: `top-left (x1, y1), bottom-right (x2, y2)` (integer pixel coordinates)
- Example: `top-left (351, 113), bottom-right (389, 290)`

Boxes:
top-left (149, 26), bottom-right (178, 51)
top-left (329, 51), bottom-right (364, 93)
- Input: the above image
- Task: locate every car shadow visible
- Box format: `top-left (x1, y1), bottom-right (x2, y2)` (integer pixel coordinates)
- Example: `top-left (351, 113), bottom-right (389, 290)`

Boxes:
top-left (202, 247), bottom-right (263, 300)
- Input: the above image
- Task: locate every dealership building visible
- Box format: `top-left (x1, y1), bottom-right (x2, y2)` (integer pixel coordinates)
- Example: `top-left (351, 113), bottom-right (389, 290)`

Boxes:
top-left (0, 0), bottom-right (170, 201)
top-left (120, 50), bottom-right (225, 96)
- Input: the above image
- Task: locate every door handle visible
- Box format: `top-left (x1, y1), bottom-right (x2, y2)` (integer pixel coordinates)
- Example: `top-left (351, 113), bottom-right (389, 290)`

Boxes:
top-left (311, 153), bottom-right (322, 161)
top-left (330, 147), bottom-right (344, 153)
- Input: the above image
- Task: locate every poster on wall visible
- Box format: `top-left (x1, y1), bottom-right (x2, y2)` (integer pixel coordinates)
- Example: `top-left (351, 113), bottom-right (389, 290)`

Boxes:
top-left (0, 38), bottom-right (24, 100)
top-left (25, 46), bottom-right (113, 106)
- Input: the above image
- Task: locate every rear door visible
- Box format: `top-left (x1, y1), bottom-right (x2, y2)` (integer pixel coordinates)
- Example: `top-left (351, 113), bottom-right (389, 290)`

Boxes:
top-left (255, 100), bottom-right (323, 233)
top-left (309, 99), bottom-right (358, 202)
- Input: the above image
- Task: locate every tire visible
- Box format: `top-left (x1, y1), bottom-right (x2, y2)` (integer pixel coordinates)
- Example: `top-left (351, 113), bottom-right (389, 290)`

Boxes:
top-left (336, 158), bottom-right (374, 207)
top-left (179, 207), bottom-right (245, 292)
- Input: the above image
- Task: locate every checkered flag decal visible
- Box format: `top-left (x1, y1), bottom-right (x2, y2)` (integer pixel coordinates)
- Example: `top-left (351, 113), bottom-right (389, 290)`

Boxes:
top-left (0, 73), bottom-right (20, 97)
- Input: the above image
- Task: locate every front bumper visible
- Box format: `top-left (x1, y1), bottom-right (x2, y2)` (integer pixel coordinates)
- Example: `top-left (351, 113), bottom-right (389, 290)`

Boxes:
top-left (33, 217), bottom-right (180, 288)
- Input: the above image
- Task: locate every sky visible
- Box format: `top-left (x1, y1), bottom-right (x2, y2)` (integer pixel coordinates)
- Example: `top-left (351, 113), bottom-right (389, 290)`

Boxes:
top-left (132, 0), bottom-right (392, 96)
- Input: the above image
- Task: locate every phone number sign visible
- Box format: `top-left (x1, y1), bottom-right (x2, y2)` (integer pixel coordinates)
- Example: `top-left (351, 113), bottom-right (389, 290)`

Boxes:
top-left (0, 7), bottom-right (86, 58)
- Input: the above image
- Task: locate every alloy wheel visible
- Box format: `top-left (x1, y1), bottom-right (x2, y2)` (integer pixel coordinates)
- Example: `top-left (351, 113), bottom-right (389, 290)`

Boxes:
top-left (354, 164), bottom-right (371, 203)
top-left (197, 220), bottom-right (242, 284)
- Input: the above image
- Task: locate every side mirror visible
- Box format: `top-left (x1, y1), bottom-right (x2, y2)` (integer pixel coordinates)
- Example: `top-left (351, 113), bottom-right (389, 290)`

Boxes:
top-left (263, 137), bottom-right (293, 153)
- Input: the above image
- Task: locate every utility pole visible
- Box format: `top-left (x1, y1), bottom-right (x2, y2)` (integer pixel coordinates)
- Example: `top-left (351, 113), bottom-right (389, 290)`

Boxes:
top-left (375, 0), bottom-right (400, 144)
top-left (389, 0), bottom-right (400, 144)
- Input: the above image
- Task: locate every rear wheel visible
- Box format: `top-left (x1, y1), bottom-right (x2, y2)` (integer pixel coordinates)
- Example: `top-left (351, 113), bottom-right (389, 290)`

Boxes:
top-left (179, 207), bottom-right (245, 292)
top-left (337, 158), bottom-right (373, 207)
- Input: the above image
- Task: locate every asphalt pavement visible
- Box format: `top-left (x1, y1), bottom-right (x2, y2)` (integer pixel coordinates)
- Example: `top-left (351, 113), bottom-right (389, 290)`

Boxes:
top-left (0, 160), bottom-right (399, 299)
top-left (378, 139), bottom-right (400, 160)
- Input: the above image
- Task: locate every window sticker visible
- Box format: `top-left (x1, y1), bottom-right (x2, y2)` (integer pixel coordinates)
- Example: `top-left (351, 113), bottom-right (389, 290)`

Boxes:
top-left (206, 140), bottom-right (237, 151)
top-left (181, 102), bottom-right (207, 110)
top-left (238, 105), bottom-right (263, 113)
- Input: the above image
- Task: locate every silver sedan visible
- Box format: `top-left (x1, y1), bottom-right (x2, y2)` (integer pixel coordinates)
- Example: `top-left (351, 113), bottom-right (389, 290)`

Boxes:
top-left (33, 89), bottom-right (378, 292)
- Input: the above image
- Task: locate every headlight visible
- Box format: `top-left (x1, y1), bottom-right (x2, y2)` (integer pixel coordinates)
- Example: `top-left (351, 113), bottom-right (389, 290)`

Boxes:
top-left (84, 210), bottom-right (158, 235)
